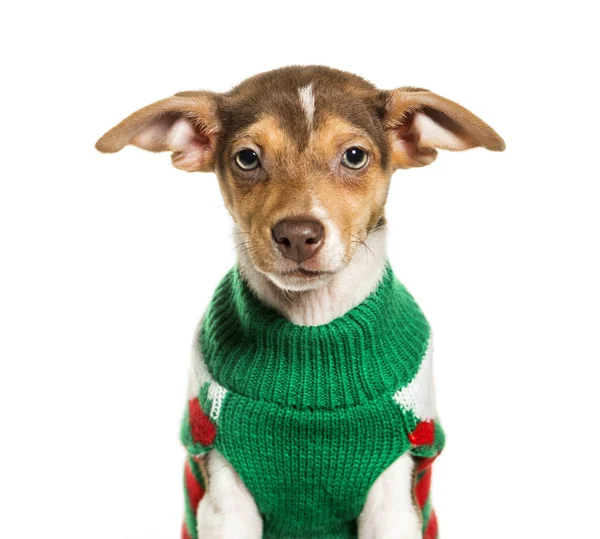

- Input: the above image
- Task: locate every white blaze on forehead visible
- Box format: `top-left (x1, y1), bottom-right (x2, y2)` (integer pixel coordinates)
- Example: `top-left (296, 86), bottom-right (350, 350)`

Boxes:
top-left (298, 84), bottom-right (316, 129)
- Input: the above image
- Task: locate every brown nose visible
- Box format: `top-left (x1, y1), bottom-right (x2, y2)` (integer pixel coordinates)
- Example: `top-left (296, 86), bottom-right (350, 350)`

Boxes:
top-left (272, 219), bottom-right (324, 263)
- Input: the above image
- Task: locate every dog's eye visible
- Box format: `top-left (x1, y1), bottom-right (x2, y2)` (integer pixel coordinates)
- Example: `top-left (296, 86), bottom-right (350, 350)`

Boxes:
top-left (235, 149), bottom-right (260, 171)
top-left (341, 147), bottom-right (368, 169)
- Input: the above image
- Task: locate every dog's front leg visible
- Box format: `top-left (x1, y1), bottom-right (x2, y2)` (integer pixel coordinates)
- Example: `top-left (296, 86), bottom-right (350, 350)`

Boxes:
top-left (357, 453), bottom-right (422, 539)
top-left (197, 450), bottom-right (263, 539)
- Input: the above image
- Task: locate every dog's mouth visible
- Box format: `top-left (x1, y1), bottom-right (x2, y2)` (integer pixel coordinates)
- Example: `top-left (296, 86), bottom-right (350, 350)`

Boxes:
top-left (280, 268), bottom-right (335, 278)
top-left (265, 266), bottom-right (340, 291)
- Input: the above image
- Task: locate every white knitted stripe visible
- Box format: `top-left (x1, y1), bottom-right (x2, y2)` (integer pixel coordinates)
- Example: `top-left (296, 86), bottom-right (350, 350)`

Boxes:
top-left (392, 336), bottom-right (437, 420)
top-left (208, 382), bottom-right (228, 422)
top-left (188, 333), bottom-right (228, 422)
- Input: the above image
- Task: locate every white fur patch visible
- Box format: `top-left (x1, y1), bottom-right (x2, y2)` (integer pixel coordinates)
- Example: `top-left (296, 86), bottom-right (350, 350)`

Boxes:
top-left (298, 84), bottom-right (315, 129)
top-left (196, 450), bottom-right (263, 538)
top-left (358, 452), bottom-right (421, 539)
top-left (393, 336), bottom-right (437, 420)
top-left (310, 196), bottom-right (344, 269)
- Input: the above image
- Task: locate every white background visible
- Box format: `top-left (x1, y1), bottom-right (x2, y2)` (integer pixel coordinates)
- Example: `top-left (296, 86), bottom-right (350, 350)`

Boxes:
top-left (1, 1), bottom-right (599, 537)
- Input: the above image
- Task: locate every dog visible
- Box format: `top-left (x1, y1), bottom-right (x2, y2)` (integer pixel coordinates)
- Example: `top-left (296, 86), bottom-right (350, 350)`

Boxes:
top-left (96, 65), bottom-right (504, 539)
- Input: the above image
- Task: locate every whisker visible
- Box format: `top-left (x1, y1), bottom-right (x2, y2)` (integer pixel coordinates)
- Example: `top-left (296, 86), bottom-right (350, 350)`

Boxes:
top-left (231, 240), bottom-right (250, 255)
top-left (349, 233), bottom-right (375, 269)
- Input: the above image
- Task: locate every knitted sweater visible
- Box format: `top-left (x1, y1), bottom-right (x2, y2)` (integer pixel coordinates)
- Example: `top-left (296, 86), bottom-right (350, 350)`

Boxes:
top-left (181, 265), bottom-right (444, 539)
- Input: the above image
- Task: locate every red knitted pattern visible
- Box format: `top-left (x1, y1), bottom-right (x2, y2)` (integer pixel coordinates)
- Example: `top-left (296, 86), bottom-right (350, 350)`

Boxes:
top-left (414, 467), bottom-right (432, 508)
top-left (409, 420), bottom-right (435, 446)
top-left (416, 456), bottom-right (437, 473)
top-left (188, 398), bottom-right (216, 446)
top-left (185, 460), bottom-right (205, 513)
top-left (413, 455), bottom-right (439, 538)
top-left (424, 510), bottom-right (438, 539)
top-left (181, 522), bottom-right (192, 539)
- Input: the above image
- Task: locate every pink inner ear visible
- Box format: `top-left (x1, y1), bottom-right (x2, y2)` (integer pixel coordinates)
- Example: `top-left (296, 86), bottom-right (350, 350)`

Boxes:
top-left (167, 118), bottom-right (210, 172)
top-left (127, 116), bottom-right (208, 172)
top-left (167, 118), bottom-right (208, 172)
top-left (413, 112), bottom-right (473, 151)
top-left (131, 116), bottom-right (176, 152)
top-left (167, 118), bottom-right (200, 151)
top-left (171, 139), bottom-right (207, 172)
top-left (129, 116), bottom-right (209, 172)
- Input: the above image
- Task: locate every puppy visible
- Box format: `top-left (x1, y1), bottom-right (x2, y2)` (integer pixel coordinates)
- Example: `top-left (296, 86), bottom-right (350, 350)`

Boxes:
top-left (96, 66), bottom-right (504, 539)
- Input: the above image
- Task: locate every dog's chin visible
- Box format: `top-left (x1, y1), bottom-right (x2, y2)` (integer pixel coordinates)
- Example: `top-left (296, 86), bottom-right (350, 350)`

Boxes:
top-left (266, 269), bottom-right (336, 292)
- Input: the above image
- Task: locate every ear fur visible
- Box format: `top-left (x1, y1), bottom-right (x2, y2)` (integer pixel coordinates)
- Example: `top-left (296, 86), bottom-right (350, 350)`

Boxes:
top-left (95, 92), bottom-right (220, 172)
top-left (384, 88), bottom-right (505, 169)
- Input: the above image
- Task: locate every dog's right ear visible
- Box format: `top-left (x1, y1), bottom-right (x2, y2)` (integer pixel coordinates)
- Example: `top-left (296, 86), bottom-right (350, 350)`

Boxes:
top-left (95, 92), bottom-right (220, 172)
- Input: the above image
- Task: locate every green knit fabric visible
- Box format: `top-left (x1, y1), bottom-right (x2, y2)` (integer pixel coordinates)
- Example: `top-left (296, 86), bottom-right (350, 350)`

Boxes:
top-left (182, 265), bottom-right (444, 538)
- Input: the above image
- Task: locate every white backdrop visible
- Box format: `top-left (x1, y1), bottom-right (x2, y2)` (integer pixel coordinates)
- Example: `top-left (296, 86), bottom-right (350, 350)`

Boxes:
top-left (1, 1), bottom-right (599, 538)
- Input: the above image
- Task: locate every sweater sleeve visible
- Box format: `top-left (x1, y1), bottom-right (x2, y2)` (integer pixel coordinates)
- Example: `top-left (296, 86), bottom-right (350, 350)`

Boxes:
top-left (180, 326), bottom-right (227, 457)
top-left (393, 337), bottom-right (445, 459)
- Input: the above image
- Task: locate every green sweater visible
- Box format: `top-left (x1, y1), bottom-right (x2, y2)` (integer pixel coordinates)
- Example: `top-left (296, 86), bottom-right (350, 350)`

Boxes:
top-left (181, 265), bottom-right (444, 539)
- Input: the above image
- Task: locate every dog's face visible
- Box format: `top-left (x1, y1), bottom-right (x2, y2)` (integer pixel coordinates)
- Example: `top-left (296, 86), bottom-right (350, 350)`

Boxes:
top-left (97, 66), bottom-right (504, 290)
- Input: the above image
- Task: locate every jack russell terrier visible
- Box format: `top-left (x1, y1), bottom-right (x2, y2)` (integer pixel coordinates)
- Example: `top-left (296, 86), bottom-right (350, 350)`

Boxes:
top-left (96, 65), bottom-right (504, 539)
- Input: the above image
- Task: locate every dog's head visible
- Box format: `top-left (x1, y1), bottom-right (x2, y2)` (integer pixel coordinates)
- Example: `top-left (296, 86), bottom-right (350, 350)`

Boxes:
top-left (97, 66), bottom-right (504, 291)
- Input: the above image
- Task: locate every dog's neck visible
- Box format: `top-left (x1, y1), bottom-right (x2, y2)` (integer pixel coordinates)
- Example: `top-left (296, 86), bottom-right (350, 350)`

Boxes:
top-left (239, 228), bottom-right (388, 326)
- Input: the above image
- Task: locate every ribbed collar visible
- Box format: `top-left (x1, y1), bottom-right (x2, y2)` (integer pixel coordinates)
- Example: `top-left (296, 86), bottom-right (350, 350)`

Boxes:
top-left (200, 264), bottom-right (430, 410)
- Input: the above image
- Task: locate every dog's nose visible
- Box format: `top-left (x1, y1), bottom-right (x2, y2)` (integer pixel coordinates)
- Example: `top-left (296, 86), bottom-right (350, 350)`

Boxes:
top-left (272, 219), bottom-right (324, 263)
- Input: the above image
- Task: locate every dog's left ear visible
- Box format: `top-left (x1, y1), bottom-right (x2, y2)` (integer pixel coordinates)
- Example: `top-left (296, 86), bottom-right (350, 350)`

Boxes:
top-left (383, 88), bottom-right (505, 169)
top-left (95, 91), bottom-right (220, 172)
